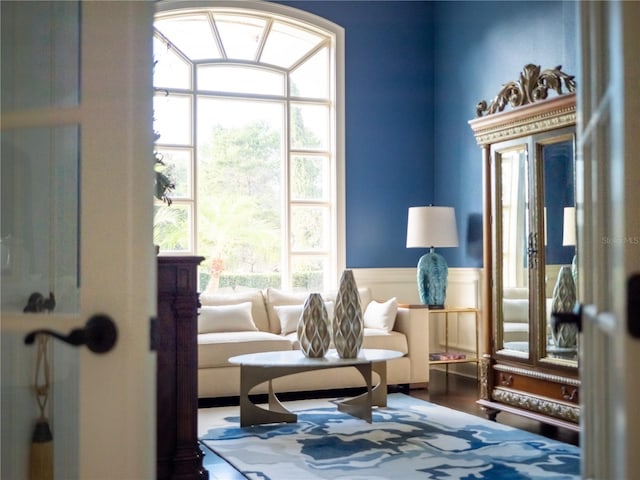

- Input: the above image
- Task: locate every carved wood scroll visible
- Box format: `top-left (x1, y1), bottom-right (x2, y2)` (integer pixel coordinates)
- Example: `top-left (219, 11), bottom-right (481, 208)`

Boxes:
top-left (476, 64), bottom-right (576, 117)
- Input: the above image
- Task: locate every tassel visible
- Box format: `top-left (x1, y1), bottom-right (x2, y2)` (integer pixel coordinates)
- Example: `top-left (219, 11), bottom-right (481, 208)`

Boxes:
top-left (30, 334), bottom-right (53, 480)
top-left (30, 418), bottom-right (53, 480)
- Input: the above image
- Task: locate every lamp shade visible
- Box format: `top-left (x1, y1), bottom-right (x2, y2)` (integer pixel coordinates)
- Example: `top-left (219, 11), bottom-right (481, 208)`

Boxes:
top-left (563, 207), bottom-right (576, 246)
top-left (406, 206), bottom-right (459, 248)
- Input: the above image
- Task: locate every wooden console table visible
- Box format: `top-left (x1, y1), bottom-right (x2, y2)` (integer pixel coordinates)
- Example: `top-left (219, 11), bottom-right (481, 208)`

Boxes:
top-left (157, 256), bottom-right (208, 480)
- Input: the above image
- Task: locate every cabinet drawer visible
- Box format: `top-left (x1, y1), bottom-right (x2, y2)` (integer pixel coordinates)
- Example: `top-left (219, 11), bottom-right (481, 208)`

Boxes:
top-left (495, 370), bottom-right (580, 405)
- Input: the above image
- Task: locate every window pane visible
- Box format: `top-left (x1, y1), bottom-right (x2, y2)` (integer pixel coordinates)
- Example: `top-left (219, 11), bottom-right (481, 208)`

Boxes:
top-left (154, 94), bottom-right (192, 145)
top-left (291, 256), bottom-right (327, 291)
top-left (153, 35), bottom-right (191, 90)
top-left (291, 103), bottom-right (329, 150)
top-left (153, 8), bottom-right (337, 292)
top-left (1, 126), bottom-right (80, 313)
top-left (290, 47), bottom-right (329, 99)
top-left (261, 21), bottom-right (323, 68)
top-left (155, 14), bottom-right (221, 61)
top-left (291, 155), bottom-right (329, 201)
top-left (197, 97), bottom-right (283, 280)
top-left (213, 14), bottom-right (266, 61)
top-left (154, 203), bottom-right (192, 252)
top-left (198, 65), bottom-right (284, 96)
top-left (1, 1), bottom-right (80, 111)
top-left (156, 148), bottom-right (192, 199)
top-left (291, 206), bottom-right (329, 251)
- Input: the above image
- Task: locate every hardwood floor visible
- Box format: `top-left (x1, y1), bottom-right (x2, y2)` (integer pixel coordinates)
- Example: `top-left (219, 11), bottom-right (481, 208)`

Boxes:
top-left (199, 369), bottom-right (580, 479)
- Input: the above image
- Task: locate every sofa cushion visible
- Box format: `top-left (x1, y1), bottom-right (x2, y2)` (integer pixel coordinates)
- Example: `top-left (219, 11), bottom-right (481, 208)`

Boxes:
top-left (363, 297), bottom-right (398, 332)
top-left (283, 329), bottom-right (407, 355)
top-left (200, 289), bottom-right (270, 332)
top-left (264, 288), bottom-right (313, 334)
top-left (503, 298), bottom-right (529, 323)
top-left (362, 329), bottom-right (408, 354)
top-left (198, 302), bottom-right (257, 333)
top-left (503, 287), bottom-right (529, 299)
top-left (198, 331), bottom-right (294, 368)
top-left (357, 287), bottom-right (372, 310)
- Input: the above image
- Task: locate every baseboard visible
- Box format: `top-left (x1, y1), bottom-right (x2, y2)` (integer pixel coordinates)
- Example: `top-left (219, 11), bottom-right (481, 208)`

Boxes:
top-left (408, 382), bottom-right (429, 390)
top-left (431, 364), bottom-right (479, 380)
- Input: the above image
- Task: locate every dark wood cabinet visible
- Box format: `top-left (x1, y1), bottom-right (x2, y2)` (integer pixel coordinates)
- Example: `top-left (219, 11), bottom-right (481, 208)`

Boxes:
top-left (157, 256), bottom-right (208, 480)
top-left (469, 65), bottom-right (580, 431)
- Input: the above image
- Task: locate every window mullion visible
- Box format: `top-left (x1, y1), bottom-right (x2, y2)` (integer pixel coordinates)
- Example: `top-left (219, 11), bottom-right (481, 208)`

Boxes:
top-left (191, 61), bottom-right (198, 255)
top-left (283, 88), bottom-right (292, 290)
top-left (154, 5), bottom-right (340, 292)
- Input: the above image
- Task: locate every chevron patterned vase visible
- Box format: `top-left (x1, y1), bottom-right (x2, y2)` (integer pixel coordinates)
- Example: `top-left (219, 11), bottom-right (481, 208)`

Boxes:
top-left (333, 270), bottom-right (363, 358)
top-left (297, 293), bottom-right (331, 358)
top-left (550, 265), bottom-right (578, 347)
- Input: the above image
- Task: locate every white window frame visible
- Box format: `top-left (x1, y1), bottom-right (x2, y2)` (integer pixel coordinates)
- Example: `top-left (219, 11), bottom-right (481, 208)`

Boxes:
top-left (154, 0), bottom-right (345, 290)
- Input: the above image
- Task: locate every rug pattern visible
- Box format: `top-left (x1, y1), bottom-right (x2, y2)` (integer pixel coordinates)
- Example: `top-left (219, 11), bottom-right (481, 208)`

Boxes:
top-left (200, 393), bottom-right (580, 480)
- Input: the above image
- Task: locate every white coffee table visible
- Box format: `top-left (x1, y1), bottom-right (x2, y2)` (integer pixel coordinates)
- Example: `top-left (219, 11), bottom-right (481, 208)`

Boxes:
top-left (228, 348), bottom-right (403, 427)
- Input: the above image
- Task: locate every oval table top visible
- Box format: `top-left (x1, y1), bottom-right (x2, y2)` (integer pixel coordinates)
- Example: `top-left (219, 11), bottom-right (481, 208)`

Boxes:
top-left (228, 348), bottom-right (404, 367)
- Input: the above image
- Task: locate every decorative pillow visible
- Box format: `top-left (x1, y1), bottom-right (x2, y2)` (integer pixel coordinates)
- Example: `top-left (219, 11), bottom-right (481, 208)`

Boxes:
top-left (198, 302), bottom-right (258, 333)
top-left (275, 301), bottom-right (334, 335)
top-left (274, 304), bottom-right (304, 335)
top-left (265, 288), bottom-right (312, 333)
top-left (199, 289), bottom-right (269, 331)
top-left (363, 297), bottom-right (398, 332)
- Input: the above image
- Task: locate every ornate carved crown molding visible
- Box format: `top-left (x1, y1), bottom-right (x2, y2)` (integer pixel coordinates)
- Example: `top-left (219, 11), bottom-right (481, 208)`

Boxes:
top-left (468, 89), bottom-right (576, 146)
top-left (476, 64), bottom-right (576, 117)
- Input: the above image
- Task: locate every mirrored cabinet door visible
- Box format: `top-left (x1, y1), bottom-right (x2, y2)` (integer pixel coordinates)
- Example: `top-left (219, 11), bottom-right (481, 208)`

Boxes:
top-left (492, 130), bottom-right (578, 366)
top-left (537, 130), bottom-right (578, 365)
top-left (493, 141), bottom-right (531, 358)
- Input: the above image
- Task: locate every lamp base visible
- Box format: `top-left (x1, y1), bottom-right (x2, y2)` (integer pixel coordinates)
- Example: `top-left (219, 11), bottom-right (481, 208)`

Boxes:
top-left (416, 249), bottom-right (449, 307)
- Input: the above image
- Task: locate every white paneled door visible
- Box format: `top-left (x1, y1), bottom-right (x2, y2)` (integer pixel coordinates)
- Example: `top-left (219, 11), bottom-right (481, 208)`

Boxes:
top-left (1, 2), bottom-right (156, 478)
top-left (577, 1), bottom-right (640, 479)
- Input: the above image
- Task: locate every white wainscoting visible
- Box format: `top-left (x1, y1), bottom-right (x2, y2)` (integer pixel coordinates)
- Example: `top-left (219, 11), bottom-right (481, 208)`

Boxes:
top-left (352, 267), bottom-right (484, 378)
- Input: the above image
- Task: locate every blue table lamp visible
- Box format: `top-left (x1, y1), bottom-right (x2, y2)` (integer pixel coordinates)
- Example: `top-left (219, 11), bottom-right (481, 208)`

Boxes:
top-left (406, 206), bottom-right (459, 308)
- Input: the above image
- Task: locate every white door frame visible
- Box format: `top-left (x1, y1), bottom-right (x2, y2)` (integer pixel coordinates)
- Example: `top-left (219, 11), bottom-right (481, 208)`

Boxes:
top-left (577, 1), bottom-right (640, 478)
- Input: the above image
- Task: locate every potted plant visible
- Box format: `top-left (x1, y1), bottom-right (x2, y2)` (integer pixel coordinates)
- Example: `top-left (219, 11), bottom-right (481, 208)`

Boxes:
top-left (153, 131), bottom-right (174, 205)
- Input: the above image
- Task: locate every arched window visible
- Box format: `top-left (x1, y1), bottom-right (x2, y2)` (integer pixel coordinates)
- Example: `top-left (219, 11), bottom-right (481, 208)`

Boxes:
top-left (153, 2), bottom-right (344, 292)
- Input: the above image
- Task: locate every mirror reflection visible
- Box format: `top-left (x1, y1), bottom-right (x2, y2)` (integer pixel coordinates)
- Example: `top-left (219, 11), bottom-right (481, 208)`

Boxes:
top-left (542, 135), bottom-right (577, 362)
top-left (499, 146), bottom-right (530, 356)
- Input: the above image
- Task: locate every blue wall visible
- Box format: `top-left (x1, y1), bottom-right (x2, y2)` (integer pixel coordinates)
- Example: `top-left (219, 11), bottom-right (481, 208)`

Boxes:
top-left (432, 1), bottom-right (577, 268)
top-left (279, 1), bottom-right (577, 269)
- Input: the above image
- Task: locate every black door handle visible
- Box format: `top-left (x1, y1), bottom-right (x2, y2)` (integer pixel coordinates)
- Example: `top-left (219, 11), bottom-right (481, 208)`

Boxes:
top-left (24, 314), bottom-right (118, 354)
top-left (550, 303), bottom-right (583, 334)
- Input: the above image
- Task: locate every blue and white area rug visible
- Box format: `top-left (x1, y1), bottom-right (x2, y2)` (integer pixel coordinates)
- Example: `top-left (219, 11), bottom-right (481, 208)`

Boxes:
top-left (199, 393), bottom-right (580, 480)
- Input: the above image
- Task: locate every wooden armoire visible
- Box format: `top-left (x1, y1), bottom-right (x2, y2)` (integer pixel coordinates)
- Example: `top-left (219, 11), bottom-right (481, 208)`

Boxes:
top-left (469, 64), bottom-right (580, 431)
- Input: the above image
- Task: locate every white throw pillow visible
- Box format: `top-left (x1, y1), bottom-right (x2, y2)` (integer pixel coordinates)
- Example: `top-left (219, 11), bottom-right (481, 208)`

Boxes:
top-left (363, 297), bottom-right (398, 332)
top-left (199, 289), bottom-right (269, 331)
top-left (274, 304), bottom-right (304, 335)
top-left (275, 301), bottom-right (334, 335)
top-left (198, 302), bottom-right (258, 333)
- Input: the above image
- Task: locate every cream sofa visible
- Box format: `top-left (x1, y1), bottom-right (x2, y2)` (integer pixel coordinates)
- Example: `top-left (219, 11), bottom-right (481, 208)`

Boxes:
top-left (502, 287), bottom-right (554, 349)
top-left (502, 287), bottom-right (530, 344)
top-left (197, 287), bottom-right (429, 398)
